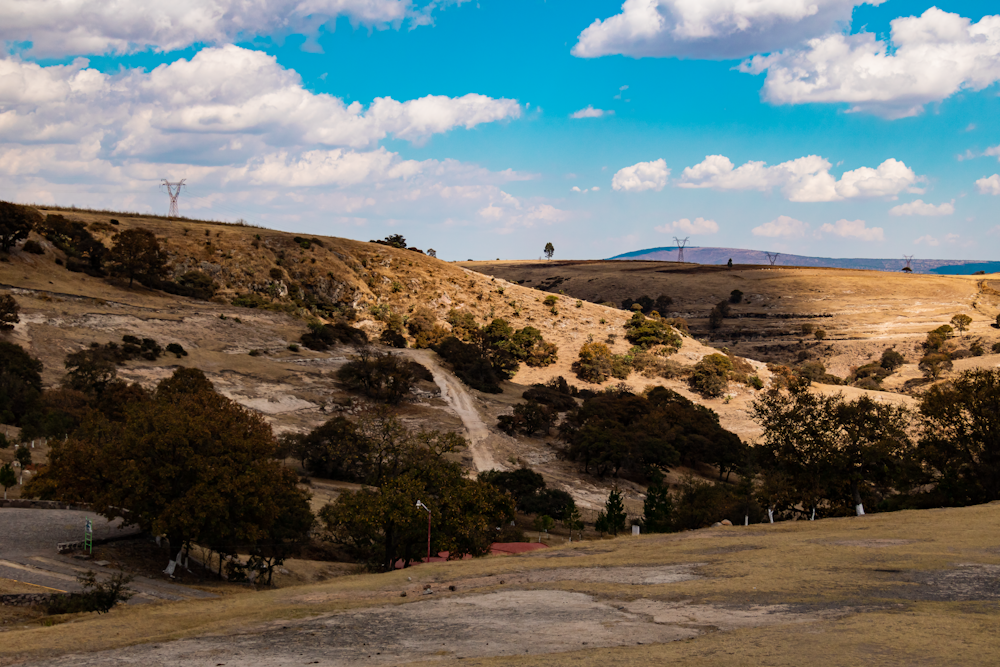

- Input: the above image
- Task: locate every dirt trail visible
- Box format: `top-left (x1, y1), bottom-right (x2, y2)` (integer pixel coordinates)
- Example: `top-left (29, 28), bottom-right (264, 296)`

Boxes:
top-left (403, 349), bottom-right (503, 472)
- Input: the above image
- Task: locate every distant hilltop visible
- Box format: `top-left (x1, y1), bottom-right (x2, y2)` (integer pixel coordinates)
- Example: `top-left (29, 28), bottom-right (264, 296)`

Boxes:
top-left (608, 246), bottom-right (1000, 275)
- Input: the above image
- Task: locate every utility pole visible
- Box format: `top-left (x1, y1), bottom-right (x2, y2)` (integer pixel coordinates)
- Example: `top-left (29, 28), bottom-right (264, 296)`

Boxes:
top-left (673, 237), bottom-right (689, 263)
top-left (903, 255), bottom-right (914, 273)
top-left (161, 179), bottom-right (186, 217)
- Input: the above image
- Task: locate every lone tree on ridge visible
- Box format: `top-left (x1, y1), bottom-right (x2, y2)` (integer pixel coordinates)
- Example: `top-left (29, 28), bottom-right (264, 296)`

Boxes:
top-left (544, 242), bottom-right (554, 260)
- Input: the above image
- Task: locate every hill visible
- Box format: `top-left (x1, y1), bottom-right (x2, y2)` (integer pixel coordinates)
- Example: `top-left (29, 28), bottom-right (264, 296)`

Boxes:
top-left (609, 246), bottom-right (997, 275)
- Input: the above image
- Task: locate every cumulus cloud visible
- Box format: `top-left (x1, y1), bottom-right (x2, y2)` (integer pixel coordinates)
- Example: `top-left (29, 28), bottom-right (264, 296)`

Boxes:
top-left (914, 235), bottom-right (940, 246)
top-left (977, 174), bottom-right (1000, 195)
top-left (751, 215), bottom-right (808, 237)
top-left (611, 159), bottom-right (669, 192)
top-left (678, 154), bottom-right (920, 202)
top-left (570, 105), bottom-right (613, 119)
top-left (478, 190), bottom-right (570, 233)
top-left (0, 0), bottom-right (468, 57)
top-left (0, 43), bottom-right (545, 234)
top-left (818, 219), bottom-right (884, 241)
top-left (986, 145), bottom-right (1000, 159)
top-left (741, 8), bottom-right (1000, 119)
top-left (572, 0), bottom-right (879, 60)
top-left (655, 217), bottom-right (718, 235)
top-left (889, 200), bottom-right (955, 217)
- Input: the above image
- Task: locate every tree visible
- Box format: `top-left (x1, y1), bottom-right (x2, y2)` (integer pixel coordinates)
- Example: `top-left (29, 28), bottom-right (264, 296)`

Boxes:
top-left (0, 201), bottom-right (41, 252)
top-left (688, 353), bottom-right (731, 398)
top-left (642, 482), bottom-right (674, 533)
top-left (623, 312), bottom-right (681, 350)
top-left (544, 242), bottom-right (554, 260)
top-left (572, 341), bottom-right (614, 383)
top-left (729, 289), bottom-right (743, 304)
top-left (64, 348), bottom-right (117, 396)
top-left (427, 248), bottom-right (437, 258)
top-left (107, 229), bottom-right (168, 287)
top-left (951, 314), bottom-right (973, 335)
top-left (919, 352), bottom-right (952, 380)
top-left (919, 369), bottom-right (1000, 505)
top-left (26, 368), bottom-right (312, 572)
top-left (0, 341), bottom-right (43, 426)
top-left (814, 329), bottom-right (827, 341)
top-left (337, 345), bottom-right (414, 404)
top-left (880, 349), bottom-right (906, 372)
top-left (602, 486), bottom-right (628, 535)
top-left (0, 295), bottom-right (19, 331)
top-left (0, 463), bottom-right (15, 499)
top-left (752, 387), bottom-right (914, 517)
top-left (563, 505), bottom-right (584, 541)
top-left (14, 446), bottom-right (31, 482)
top-left (532, 514), bottom-right (555, 542)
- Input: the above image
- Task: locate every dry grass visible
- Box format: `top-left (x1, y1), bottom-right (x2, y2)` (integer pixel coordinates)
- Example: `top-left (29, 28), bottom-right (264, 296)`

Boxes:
top-left (1, 502), bottom-right (998, 664)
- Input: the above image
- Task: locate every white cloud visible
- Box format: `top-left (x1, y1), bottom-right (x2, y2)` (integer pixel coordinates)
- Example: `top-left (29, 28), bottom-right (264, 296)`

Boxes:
top-left (478, 190), bottom-right (570, 233)
top-left (985, 145), bottom-right (1000, 159)
top-left (818, 219), bottom-right (884, 241)
top-left (611, 158), bottom-right (669, 192)
top-left (977, 175), bottom-right (1000, 195)
top-left (572, 0), bottom-right (881, 60)
top-left (914, 235), bottom-right (940, 246)
top-left (570, 105), bottom-right (613, 119)
top-left (655, 217), bottom-right (718, 235)
top-left (741, 8), bottom-right (1000, 119)
top-left (571, 185), bottom-right (601, 193)
top-left (751, 215), bottom-right (808, 237)
top-left (678, 154), bottom-right (920, 202)
top-left (888, 199), bottom-right (955, 217)
top-left (0, 0), bottom-right (468, 57)
top-left (613, 85), bottom-right (629, 99)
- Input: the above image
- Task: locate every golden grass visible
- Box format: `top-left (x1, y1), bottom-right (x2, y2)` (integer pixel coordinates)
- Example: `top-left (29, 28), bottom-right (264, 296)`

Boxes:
top-left (1, 503), bottom-right (998, 664)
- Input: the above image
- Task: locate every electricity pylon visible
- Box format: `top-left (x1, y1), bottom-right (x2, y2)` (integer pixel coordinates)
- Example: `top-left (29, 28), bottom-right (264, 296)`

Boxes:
top-left (673, 237), bottom-right (689, 263)
top-left (161, 179), bottom-right (186, 217)
top-left (765, 252), bottom-right (780, 266)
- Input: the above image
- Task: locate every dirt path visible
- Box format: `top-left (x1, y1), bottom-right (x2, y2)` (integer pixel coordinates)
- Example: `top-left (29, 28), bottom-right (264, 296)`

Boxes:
top-left (403, 349), bottom-right (503, 472)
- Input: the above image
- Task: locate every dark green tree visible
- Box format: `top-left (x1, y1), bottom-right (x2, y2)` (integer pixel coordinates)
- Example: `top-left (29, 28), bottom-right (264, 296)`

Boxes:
top-left (0, 463), bottom-right (15, 499)
top-left (642, 482), bottom-right (674, 533)
top-left (544, 242), bottom-right (555, 260)
top-left (0, 341), bottom-right (43, 425)
top-left (337, 345), bottom-right (414, 404)
top-left (603, 486), bottom-right (627, 535)
top-left (108, 229), bottom-right (168, 287)
top-left (0, 202), bottom-right (41, 252)
top-left (0, 295), bottom-right (19, 331)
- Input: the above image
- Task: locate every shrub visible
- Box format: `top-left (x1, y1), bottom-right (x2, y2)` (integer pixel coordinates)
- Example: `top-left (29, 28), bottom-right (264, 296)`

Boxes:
top-left (433, 336), bottom-right (505, 393)
top-left (520, 489), bottom-right (575, 520)
top-left (496, 400), bottom-right (555, 436)
top-left (992, 342), bottom-right (1000, 354)
top-left (920, 352), bottom-right (953, 380)
top-left (801, 323), bottom-right (815, 335)
top-left (970, 341), bottom-right (985, 357)
top-left (379, 328), bottom-right (407, 348)
top-left (408, 306), bottom-right (447, 348)
top-left (445, 309), bottom-right (478, 340)
top-left (689, 353), bottom-right (731, 398)
top-left (0, 294), bottom-right (19, 331)
top-left (814, 329), bottom-right (827, 341)
top-left (22, 239), bottom-right (44, 254)
top-left (165, 343), bottom-right (187, 358)
top-left (337, 346), bottom-right (414, 404)
top-left (287, 343), bottom-right (300, 352)
top-left (543, 295), bottom-right (558, 307)
top-left (45, 571), bottom-right (134, 615)
top-left (729, 289), bottom-right (743, 304)
top-left (232, 292), bottom-right (269, 309)
top-left (300, 320), bottom-right (368, 351)
top-left (573, 341), bottom-right (614, 383)
top-left (663, 317), bottom-right (690, 335)
top-left (175, 270), bottom-right (217, 299)
top-left (881, 349), bottom-right (906, 372)
top-left (623, 312), bottom-right (681, 350)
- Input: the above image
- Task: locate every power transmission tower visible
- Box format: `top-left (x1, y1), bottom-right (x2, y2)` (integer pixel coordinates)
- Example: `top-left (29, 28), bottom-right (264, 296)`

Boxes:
top-left (765, 252), bottom-right (779, 266)
top-left (673, 237), bottom-right (689, 263)
top-left (161, 179), bottom-right (186, 217)
top-left (902, 255), bottom-right (914, 272)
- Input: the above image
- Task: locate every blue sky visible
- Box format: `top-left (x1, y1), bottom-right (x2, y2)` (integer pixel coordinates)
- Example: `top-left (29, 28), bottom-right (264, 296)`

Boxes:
top-left (1, 0), bottom-right (998, 260)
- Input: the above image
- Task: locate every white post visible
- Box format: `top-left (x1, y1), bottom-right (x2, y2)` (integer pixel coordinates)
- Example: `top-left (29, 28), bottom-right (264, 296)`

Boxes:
top-left (810, 508), bottom-right (815, 521)
top-left (767, 509), bottom-right (774, 524)
top-left (744, 515), bottom-right (748, 526)
top-left (855, 504), bottom-right (865, 516)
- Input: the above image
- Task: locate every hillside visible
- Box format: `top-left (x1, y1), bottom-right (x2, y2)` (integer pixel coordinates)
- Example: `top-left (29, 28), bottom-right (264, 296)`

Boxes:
top-left (0, 208), bottom-right (741, 515)
top-left (608, 246), bottom-right (999, 275)
top-left (461, 259), bottom-right (1000, 383)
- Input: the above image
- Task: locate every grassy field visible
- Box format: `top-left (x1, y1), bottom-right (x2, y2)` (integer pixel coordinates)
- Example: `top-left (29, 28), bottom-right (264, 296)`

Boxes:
top-left (1, 502), bottom-right (998, 665)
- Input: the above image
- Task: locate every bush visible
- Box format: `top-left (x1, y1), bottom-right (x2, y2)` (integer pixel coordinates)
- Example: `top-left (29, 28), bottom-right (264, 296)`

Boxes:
top-left (522, 377), bottom-right (577, 412)
top-left (175, 270), bottom-right (217, 300)
top-left (165, 343), bottom-right (187, 358)
top-left (623, 312), bottom-right (681, 350)
top-left (300, 320), bottom-right (368, 351)
top-left (379, 328), bottom-right (407, 348)
top-left (520, 489), bottom-right (575, 520)
top-left (433, 336), bottom-right (505, 393)
top-left (573, 341), bottom-right (614, 383)
top-left (496, 400), bottom-right (555, 436)
top-left (881, 349), bottom-right (906, 372)
top-left (45, 571), bottom-right (134, 615)
top-left (664, 317), bottom-right (690, 335)
top-left (445, 309), bottom-right (478, 340)
top-left (688, 353), bottom-right (731, 398)
top-left (22, 240), bottom-right (44, 254)
top-left (729, 289), bottom-right (743, 304)
top-left (814, 329), bottom-right (827, 341)
top-left (543, 295), bottom-right (559, 307)
top-left (337, 346), bottom-right (414, 404)
top-left (0, 294), bottom-right (19, 331)
top-left (231, 292), bottom-right (269, 309)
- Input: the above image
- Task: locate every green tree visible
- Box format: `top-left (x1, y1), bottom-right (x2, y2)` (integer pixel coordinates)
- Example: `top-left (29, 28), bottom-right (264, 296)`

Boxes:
top-left (532, 514), bottom-right (554, 541)
top-left (563, 505), bottom-right (584, 541)
top-left (0, 295), bottom-right (19, 331)
top-left (544, 242), bottom-right (554, 260)
top-left (919, 352), bottom-right (952, 380)
top-left (0, 341), bottom-right (43, 425)
top-left (688, 353), bottom-right (731, 398)
top-left (572, 341), bottom-right (614, 383)
top-left (108, 229), bottom-right (168, 287)
top-left (919, 369), bottom-right (1000, 505)
top-left (951, 314), bottom-right (973, 335)
top-left (26, 368), bottom-right (312, 572)
top-left (0, 463), bottom-right (15, 499)
top-left (603, 486), bottom-right (627, 535)
top-left (336, 345), bottom-right (414, 404)
top-left (880, 348), bottom-right (906, 372)
top-left (623, 312), bottom-right (681, 350)
top-left (0, 202), bottom-right (41, 252)
top-left (64, 348), bottom-right (117, 397)
top-left (642, 482), bottom-right (674, 533)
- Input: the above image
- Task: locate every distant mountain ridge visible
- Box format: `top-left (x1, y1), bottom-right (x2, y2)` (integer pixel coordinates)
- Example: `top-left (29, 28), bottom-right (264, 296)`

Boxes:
top-left (608, 247), bottom-right (999, 275)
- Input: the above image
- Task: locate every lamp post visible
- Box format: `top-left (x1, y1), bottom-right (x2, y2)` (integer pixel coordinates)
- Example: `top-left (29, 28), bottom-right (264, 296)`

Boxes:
top-left (416, 500), bottom-right (431, 562)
